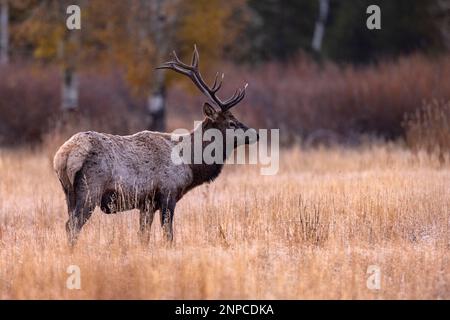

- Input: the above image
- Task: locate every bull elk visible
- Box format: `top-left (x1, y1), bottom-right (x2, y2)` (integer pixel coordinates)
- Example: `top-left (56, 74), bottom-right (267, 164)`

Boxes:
top-left (54, 46), bottom-right (258, 246)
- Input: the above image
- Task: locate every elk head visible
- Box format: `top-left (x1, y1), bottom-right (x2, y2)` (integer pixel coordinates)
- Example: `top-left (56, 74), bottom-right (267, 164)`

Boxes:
top-left (157, 46), bottom-right (259, 152)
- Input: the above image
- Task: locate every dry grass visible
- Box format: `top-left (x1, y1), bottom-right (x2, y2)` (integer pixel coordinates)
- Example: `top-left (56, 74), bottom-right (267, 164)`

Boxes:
top-left (0, 144), bottom-right (449, 299)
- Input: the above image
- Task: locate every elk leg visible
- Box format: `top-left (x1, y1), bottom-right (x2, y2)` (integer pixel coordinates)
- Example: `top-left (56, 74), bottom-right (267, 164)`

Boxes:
top-left (138, 209), bottom-right (156, 246)
top-left (66, 191), bottom-right (96, 247)
top-left (159, 194), bottom-right (176, 243)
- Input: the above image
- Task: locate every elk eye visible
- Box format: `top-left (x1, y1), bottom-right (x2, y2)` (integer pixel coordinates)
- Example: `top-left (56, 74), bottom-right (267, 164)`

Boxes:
top-left (229, 122), bottom-right (237, 128)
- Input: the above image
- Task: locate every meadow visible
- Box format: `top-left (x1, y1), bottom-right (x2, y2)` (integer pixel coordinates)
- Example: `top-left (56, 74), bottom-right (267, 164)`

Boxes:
top-left (0, 143), bottom-right (448, 299)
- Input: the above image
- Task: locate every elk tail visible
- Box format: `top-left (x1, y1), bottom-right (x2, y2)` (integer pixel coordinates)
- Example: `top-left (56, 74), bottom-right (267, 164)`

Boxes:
top-left (53, 133), bottom-right (92, 210)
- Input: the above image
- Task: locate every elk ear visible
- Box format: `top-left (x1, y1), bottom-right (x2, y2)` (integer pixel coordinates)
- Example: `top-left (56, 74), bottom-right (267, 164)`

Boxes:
top-left (203, 102), bottom-right (218, 120)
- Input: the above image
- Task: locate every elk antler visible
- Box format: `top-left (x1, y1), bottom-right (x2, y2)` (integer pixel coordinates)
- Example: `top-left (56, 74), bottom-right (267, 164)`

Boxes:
top-left (157, 45), bottom-right (248, 111)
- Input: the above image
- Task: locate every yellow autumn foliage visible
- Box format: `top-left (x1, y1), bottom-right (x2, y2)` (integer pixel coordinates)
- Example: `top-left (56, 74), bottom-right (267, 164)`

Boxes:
top-left (13, 0), bottom-right (248, 93)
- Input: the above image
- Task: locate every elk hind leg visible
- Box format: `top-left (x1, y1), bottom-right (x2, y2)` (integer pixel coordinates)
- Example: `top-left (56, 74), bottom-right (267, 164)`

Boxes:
top-left (139, 209), bottom-right (156, 246)
top-left (66, 190), bottom-right (96, 247)
top-left (159, 193), bottom-right (177, 243)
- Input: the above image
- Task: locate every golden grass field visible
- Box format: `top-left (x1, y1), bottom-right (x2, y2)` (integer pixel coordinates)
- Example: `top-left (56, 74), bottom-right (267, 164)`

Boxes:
top-left (0, 144), bottom-right (449, 299)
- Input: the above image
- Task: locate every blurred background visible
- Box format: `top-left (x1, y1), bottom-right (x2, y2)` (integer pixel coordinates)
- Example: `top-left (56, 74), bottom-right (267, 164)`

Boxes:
top-left (0, 0), bottom-right (449, 156)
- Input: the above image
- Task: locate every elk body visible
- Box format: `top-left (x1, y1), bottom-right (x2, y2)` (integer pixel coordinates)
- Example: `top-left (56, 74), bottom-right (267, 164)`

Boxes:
top-left (54, 47), bottom-right (257, 246)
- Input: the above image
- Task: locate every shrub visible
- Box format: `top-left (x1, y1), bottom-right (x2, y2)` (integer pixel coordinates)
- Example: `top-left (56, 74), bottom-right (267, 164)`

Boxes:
top-left (2, 53), bottom-right (450, 147)
top-left (0, 64), bottom-right (146, 146)
top-left (0, 64), bottom-right (59, 145)
top-left (227, 53), bottom-right (450, 144)
top-left (404, 100), bottom-right (450, 161)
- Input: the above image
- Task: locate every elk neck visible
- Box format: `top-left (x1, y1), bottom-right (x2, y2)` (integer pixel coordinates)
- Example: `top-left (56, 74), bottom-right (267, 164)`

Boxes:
top-left (186, 118), bottom-right (227, 190)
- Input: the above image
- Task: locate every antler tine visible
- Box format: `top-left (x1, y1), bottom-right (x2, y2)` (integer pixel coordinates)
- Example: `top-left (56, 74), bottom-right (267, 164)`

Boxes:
top-left (221, 83), bottom-right (248, 110)
top-left (191, 44), bottom-right (199, 69)
top-left (211, 72), bottom-right (224, 93)
top-left (156, 62), bottom-right (190, 79)
top-left (211, 72), bottom-right (219, 90)
top-left (155, 61), bottom-right (174, 70)
top-left (227, 88), bottom-right (240, 103)
top-left (172, 50), bottom-right (193, 70)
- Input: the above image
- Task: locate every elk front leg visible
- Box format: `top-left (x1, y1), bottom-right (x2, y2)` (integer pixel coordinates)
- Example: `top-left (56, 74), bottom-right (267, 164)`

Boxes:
top-left (139, 209), bottom-right (155, 246)
top-left (159, 193), bottom-right (176, 243)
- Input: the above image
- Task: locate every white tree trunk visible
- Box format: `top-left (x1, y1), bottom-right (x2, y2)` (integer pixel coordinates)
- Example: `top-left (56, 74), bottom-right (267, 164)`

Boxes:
top-left (147, 0), bottom-right (169, 132)
top-left (59, 5), bottom-right (80, 112)
top-left (0, 0), bottom-right (9, 65)
top-left (312, 0), bottom-right (329, 53)
top-left (61, 67), bottom-right (79, 111)
top-left (435, 0), bottom-right (450, 50)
